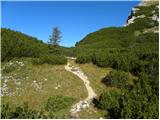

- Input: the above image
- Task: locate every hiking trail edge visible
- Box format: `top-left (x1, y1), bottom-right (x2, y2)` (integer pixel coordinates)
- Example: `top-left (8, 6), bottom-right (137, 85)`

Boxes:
top-left (64, 62), bottom-right (97, 118)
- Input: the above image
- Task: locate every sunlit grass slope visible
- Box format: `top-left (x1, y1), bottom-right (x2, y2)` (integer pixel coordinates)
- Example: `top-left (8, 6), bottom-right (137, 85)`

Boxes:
top-left (1, 58), bottom-right (87, 117)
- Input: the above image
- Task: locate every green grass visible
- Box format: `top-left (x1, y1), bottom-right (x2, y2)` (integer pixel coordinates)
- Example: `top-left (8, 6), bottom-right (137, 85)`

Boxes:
top-left (69, 59), bottom-right (112, 96)
top-left (1, 58), bottom-right (137, 118)
top-left (1, 58), bottom-right (87, 117)
top-left (68, 60), bottom-right (138, 118)
top-left (68, 59), bottom-right (113, 118)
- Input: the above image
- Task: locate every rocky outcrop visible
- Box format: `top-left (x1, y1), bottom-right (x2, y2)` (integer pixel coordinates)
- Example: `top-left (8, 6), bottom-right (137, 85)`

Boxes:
top-left (125, 14), bottom-right (145, 26)
top-left (124, 0), bottom-right (159, 33)
top-left (138, 0), bottom-right (158, 6)
top-left (124, 6), bottom-right (141, 26)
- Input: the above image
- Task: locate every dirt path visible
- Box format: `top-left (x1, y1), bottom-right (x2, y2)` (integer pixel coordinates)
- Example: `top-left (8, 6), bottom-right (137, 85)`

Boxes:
top-left (64, 62), bottom-right (97, 118)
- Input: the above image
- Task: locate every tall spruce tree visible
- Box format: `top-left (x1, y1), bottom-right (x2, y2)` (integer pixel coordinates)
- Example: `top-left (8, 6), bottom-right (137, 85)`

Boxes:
top-left (49, 27), bottom-right (62, 46)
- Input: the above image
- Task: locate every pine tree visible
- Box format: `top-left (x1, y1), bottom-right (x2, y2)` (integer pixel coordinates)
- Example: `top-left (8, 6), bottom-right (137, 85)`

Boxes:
top-left (49, 27), bottom-right (62, 46)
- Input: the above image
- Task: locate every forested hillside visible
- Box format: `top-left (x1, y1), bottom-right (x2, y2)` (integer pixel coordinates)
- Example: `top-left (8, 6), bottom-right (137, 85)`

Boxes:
top-left (75, 1), bottom-right (159, 118)
top-left (1, 28), bottom-right (69, 64)
top-left (76, 1), bottom-right (158, 49)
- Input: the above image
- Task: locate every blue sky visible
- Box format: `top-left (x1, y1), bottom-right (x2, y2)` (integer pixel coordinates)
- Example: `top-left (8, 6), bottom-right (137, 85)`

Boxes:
top-left (2, 1), bottom-right (140, 47)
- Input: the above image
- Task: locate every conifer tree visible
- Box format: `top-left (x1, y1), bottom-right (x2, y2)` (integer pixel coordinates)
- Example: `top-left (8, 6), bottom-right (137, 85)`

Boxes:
top-left (49, 27), bottom-right (62, 46)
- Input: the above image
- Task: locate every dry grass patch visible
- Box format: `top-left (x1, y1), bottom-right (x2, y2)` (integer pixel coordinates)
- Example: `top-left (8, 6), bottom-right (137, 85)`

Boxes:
top-left (69, 59), bottom-right (112, 96)
top-left (1, 58), bottom-right (87, 114)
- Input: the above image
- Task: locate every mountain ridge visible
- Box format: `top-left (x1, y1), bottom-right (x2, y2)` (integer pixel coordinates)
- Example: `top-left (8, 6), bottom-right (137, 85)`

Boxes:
top-left (75, 0), bottom-right (158, 52)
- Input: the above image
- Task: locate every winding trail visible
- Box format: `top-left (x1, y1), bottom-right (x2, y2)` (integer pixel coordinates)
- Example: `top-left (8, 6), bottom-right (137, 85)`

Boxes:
top-left (64, 62), bottom-right (97, 118)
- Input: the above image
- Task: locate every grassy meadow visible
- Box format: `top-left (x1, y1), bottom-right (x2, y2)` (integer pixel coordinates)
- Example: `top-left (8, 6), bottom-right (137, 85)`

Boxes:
top-left (1, 58), bottom-right (87, 117)
top-left (1, 58), bottom-right (118, 118)
top-left (69, 59), bottom-right (111, 96)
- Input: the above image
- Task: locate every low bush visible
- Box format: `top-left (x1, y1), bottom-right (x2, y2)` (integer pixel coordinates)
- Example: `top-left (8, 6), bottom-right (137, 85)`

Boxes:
top-left (134, 4), bottom-right (158, 17)
top-left (32, 54), bottom-right (67, 65)
top-left (129, 18), bottom-right (157, 31)
top-left (1, 28), bottom-right (69, 62)
top-left (102, 70), bottom-right (130, 88)
top-left (95, 72), bottom-right (158, 119)
top-left (91, 52), bottom-right (138, 72)
top-left (1, 102), bottom-right (50, 119)
top-left (92, 52), bottom-right (114, 67)
top-left (1, 28), bottom-right (45, 61)
top-left (1, 95), bottom-right (75, 119)
top-left (93, 89), bottom-right (122, 118)
top-left (95, 89), bottom-right (122, 110)
top-left (45, 96), bottom-right (75, 112)
top-left (76, 54), bottom-right (93, 64)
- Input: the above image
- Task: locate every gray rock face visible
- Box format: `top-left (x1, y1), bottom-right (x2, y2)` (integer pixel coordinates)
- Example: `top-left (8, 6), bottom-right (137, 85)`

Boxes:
top-left (125, 14), bottom-right (145, 26)
top-left (151, 14), bottom-right (159, 21)
top-left (138, 0), bottom-right (158, 6)
top-left (124, 7), bottom-right (140, 26)
top-left (132, 7), bottom-right (139, 14)
top-left (124, 0), bottom-right (158, 32)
